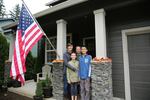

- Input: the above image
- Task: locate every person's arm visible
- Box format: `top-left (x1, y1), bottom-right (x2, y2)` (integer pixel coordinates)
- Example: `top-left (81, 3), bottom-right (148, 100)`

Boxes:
top-left (63, 53), bottom-right (77, 72)
top-left (88, 55), bottom-right (92, 77)
top-left (67, 68), bottom-right (71, 84)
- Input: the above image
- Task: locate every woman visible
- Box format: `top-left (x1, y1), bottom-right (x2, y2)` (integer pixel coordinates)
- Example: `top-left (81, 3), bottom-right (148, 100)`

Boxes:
top-left (67, 52), bottom-right (79, 100)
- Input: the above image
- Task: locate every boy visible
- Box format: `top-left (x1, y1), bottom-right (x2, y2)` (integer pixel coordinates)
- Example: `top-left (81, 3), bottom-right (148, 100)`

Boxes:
top-left (79, 46), bottom-right (92, 100)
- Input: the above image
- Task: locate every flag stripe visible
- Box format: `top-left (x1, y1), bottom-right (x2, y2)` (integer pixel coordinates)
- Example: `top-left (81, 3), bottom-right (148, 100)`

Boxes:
top-left (25, 29), bottom-right (40, 48)
top-left (25, 33), bottom-right (43, 56)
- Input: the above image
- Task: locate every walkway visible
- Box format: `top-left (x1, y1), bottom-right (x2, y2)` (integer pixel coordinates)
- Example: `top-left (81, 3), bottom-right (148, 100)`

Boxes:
top-left (8, 80), bottom-right (56, 100)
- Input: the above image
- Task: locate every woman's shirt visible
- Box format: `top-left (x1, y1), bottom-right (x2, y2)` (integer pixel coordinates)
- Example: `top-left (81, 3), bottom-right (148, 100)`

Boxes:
top-left (67, 60), bottom-right (79, 84)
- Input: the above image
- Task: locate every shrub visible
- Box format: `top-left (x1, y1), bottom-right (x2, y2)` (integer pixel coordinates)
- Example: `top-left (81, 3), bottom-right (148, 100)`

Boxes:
top-left (35, 82), bottom-right (43, 97)
top-left (45, 74), bottom-right (51, 88)
top-left (0, 34), bottom-right (9, 85)
top-left (25, 52), bottom-right (35, 80)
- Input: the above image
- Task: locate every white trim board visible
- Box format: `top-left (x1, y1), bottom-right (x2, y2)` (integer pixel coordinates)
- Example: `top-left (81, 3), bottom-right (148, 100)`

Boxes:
top-left (122, 26), bottom-right (150, 100)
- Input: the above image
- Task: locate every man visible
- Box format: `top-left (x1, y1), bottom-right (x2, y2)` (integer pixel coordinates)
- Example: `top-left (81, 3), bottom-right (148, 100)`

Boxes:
top-left (63, 43), bottom-right (77, 98)
top-left (76, 46), bottom-right (81, 61)
top-left (79, 46), bottom-right (92, 100)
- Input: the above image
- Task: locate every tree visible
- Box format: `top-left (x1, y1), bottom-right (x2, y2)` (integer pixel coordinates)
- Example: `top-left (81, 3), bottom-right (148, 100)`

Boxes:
top-left (9, 4), bottom-right (20, 20)
top-left (0, 0), bottom-right (6, 18)
top-left (0, 34), bottom-right (9, 85)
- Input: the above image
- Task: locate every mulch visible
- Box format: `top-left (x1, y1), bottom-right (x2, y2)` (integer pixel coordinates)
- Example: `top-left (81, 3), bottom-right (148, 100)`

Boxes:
top-left (0, 91), bottom-right (33, 100)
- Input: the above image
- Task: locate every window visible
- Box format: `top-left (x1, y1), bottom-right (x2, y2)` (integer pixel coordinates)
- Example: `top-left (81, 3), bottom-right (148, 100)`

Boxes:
top-left (45, 34), bottom-right (72, 63)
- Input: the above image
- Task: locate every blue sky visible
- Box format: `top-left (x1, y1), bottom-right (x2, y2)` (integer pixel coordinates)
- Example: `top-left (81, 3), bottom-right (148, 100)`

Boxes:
top-left (4, 0), bottom-right (52, 14)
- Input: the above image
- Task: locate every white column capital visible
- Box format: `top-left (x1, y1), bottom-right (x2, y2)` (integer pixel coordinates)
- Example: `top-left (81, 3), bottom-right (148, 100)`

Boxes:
top-left (56, 19), bottom-right (67, 24)
top-left (93, 9), bottom-right (106, 16)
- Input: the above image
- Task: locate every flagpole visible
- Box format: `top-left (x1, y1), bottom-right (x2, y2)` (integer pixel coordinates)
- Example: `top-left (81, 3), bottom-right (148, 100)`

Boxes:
top-left (21, 0), bottom-right (61, 60)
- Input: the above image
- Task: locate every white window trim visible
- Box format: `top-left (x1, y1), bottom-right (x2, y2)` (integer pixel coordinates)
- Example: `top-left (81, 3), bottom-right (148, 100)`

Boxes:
top-left (45, 33), bottom-right (72, 64)
top-left (83, 36), bottom-right (95, 45)
top-left (122, 26), bottom-right (150, 100)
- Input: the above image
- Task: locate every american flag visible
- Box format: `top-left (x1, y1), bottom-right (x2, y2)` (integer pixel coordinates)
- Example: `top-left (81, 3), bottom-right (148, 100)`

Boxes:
top-left (10, 3), bottom-right (44, 85)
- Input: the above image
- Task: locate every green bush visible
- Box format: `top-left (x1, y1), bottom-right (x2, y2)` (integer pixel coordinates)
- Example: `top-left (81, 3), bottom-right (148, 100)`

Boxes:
top-left (34, 38), bottom-right (45, 74)
top-left (35, 82), bottom-right (43, 96)
top-left (0, 34), bottom-right (9, 85)
top-left (25, 52), bottom-right (35, 80)
top-left (45, 74), bottom-right (52, 88)
top-left (40, 75), bottom-right (52, 88)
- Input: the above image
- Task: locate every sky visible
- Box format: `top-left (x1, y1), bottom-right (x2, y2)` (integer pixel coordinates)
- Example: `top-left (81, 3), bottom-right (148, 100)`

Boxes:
top-left (4, 0), bottom-right (53, 14)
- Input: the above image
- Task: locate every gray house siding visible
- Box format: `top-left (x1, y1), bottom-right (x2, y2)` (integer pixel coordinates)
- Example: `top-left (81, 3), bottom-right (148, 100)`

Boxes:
top-left (107, 1), bottom-right (150, 98)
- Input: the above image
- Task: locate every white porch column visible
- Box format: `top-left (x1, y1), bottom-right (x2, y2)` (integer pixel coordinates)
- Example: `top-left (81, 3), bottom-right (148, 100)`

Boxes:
top-left (93, 9), bottom-right (107, 57)
top-left (9, 34), bottom-right (15, 61)
top-left (56, 19), bottom-right (67, 59)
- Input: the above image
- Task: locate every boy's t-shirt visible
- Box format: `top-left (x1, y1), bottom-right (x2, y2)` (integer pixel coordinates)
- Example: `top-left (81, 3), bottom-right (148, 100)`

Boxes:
top-left (79, 55), bottom-right (92, 80)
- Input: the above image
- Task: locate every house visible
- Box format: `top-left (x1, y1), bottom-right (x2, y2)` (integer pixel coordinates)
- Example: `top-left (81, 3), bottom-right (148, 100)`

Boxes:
top-left (2, 0), bottom-right (150, 100)
top-left (0, 18), bottom-right (15, 33)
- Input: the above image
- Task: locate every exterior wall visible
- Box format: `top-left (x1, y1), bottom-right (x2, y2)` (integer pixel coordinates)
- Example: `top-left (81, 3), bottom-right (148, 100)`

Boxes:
top-left (107, 2), bottom-right (150, 98)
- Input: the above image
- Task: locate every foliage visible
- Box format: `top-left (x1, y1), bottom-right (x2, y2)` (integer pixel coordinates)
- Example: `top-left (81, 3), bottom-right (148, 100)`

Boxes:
top-left (34, 38), bottom-right (45, 74)
top-left (25, 52), bottom-right (36, 80)
top-left (35, 82), bottom-right (43, 97)
top-left (0, 0), bottom-right (6, 18)
top-left (0, 34), bottom-right (9, 85)
top-left (45, 74), bottom-right (51, 87)
top-left (40, 75), bottom-right (52, 88)
top-left (9, 4), bottom-right (20, 20)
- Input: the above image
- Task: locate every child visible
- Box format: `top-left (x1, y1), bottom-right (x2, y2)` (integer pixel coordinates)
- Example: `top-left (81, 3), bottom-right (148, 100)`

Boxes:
top-left (67, 52), bottom-right (80, 100)
top-left (79, 46), bottom-right (92, 100)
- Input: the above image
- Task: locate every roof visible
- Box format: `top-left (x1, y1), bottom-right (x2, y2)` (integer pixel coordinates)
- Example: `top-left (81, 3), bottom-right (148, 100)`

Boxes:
top-left (0, 18), bottom-right (15, 22)
top-left (45, 0), bottom-right (67, 6)
top-left (2, 0), bottom-right (87, 30)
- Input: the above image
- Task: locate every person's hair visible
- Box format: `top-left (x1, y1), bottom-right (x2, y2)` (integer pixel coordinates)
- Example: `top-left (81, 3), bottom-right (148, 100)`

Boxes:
top-left (71, 52), bottom-right (77, 55)
top-left (81, 45), bottom-right (87, 49)
top-left (67, 43), bottom-right (73, 48)
top-left (76, 46), bottom-right (81, 48)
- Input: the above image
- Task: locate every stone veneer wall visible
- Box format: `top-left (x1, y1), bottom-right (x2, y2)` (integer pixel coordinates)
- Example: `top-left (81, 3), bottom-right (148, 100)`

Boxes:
top-left (91, 62), bottom-right (113, 100)
top-left (52, 62), bottom-right (113, 100)
top-left (52, 62), bottom-right (64, 100)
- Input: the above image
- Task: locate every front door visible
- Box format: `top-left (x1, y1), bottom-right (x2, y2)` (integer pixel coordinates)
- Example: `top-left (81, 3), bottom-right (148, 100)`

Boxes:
top-left (128, 33), bottom-right (150, 100)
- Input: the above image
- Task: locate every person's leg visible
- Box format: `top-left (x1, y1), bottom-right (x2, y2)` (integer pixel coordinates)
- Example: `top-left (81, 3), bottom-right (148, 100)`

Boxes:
top-left (71, 83), bottom-right (75, 100)
top-left (74, 83), bottom-right (78, 100)
top-left (80, 80), bottom-right (85, 100)
top-left (63, 74), bottom-right (68, 96)
top-left (75, 96), bottom-right (77, 100)
top-left (85, 78), bottom-right (90, 100)
top-left (71, 96), bottom-right (74, 100)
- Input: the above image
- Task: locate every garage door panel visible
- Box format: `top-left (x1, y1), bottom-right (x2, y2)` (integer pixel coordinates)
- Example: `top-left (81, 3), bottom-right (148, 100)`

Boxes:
top-left (131, 87), bottom-right (150, 100)
top-left (128, 33), bottom-right (150, 100)
top-left (130, 70), bottom-right (150, 82)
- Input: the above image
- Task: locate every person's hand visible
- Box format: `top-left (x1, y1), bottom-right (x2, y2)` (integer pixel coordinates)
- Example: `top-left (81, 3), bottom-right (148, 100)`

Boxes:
top-left (68, 81), bottom-right (71, 84)
top-left (71, 67), bottom-right (78, 72)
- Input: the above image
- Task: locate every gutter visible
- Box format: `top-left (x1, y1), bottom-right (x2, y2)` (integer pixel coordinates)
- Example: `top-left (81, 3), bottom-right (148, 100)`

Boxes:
top-left (34, 0), bottom-right (88, 18)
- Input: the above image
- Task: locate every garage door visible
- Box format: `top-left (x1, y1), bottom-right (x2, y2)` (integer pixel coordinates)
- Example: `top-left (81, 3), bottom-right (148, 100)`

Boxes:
top-left (128, 33), bottom-right (150, 100)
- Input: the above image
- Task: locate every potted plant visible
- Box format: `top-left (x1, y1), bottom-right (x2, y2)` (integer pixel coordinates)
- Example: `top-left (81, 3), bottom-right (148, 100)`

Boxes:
top-left (12, 79), bottom-right (21, 87)
top-left (2, 80), bottom-right (8, 96)
top-left (33, 81), bottom-right (43, 100)
top-left (42, 75), bottom-right (53, 98)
